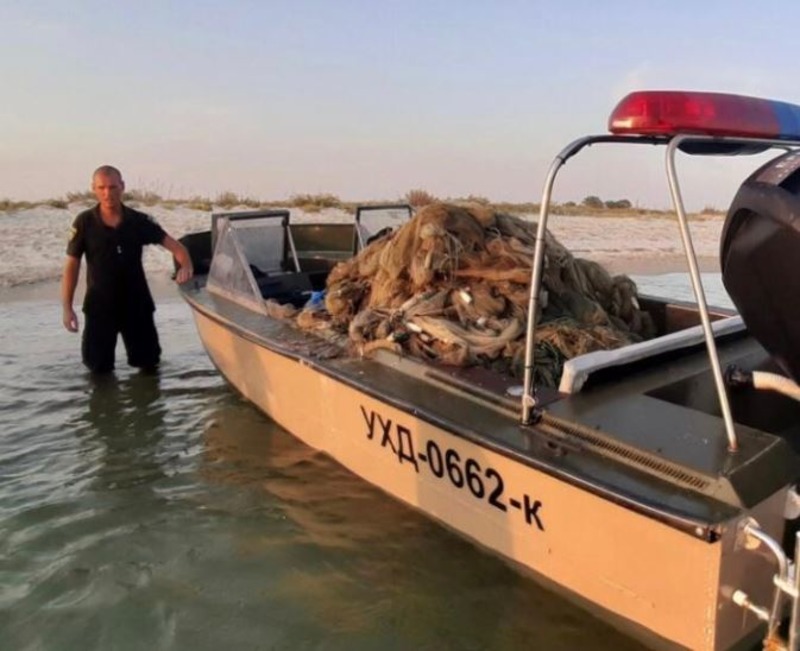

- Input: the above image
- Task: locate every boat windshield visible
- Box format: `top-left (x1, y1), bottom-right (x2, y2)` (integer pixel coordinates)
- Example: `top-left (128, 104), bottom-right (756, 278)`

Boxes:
top-left (207, 215), bottom-right (292, 313)
top-left (354, 204), bottom-right (412, 252)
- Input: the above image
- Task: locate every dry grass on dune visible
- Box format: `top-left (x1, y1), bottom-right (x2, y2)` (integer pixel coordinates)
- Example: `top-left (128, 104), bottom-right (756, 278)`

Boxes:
top-left (0, 185), bottom-right (725, 220)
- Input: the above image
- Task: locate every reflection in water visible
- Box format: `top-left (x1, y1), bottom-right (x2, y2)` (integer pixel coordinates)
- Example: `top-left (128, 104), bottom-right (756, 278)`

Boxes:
top-left (0, 370), bottom-right (195, 651)
top-left (84, 372), bottom-right (167, 492)
top-left (200, 402), bottom-right (647, 651)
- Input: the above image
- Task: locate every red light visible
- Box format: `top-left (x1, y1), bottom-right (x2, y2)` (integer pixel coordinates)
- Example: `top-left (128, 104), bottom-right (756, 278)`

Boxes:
top-left (608, 91), bottom-right (785, 139)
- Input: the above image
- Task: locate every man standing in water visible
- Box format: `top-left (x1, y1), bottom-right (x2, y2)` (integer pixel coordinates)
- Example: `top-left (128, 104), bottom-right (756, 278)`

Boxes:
top-left (61, 165), bottom-right (194, 374)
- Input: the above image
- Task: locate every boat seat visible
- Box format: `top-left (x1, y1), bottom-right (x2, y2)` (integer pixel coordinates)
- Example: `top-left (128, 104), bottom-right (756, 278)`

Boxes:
top-left (251, 267), bottom-right (314, 307)
top-left (559, 316), bottom-right (745, 394)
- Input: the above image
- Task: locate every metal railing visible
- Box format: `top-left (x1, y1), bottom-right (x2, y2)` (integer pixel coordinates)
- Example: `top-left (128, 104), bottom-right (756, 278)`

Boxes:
top-left (521, 133), bottom-right (800, 454)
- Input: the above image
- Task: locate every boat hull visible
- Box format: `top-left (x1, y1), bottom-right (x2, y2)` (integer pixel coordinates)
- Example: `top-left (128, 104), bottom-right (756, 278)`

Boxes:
top-left (189, 298), bottom-right (785, 650)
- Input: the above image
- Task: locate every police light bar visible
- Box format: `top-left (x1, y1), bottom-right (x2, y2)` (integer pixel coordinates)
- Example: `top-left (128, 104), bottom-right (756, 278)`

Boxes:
top-left (608, 91), bottom-right (800, 141)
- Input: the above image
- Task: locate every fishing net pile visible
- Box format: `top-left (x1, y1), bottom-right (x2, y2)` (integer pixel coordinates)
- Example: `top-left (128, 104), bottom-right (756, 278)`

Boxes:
top-left (272, 203), bottom-right (655, 387)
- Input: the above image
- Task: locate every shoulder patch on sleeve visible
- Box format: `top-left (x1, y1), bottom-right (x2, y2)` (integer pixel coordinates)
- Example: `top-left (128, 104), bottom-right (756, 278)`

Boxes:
top-left (67, 226), bottom-right (77, 242)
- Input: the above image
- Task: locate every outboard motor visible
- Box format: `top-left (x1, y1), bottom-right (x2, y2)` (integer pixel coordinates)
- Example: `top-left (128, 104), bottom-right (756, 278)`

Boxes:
top-left (721, 150), bottom-right (800, 381)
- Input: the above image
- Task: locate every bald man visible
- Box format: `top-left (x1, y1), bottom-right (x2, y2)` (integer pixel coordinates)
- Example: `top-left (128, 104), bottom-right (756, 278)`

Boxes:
top-left (61, 165), bottom-right (194, 374)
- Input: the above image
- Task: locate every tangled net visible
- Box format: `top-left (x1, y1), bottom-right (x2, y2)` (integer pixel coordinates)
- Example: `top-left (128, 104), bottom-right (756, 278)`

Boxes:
top-left (271, 203), bottom-right (656, 387)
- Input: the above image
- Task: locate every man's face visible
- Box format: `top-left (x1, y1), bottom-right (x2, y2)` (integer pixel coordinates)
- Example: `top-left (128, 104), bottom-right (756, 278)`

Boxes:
top-left (92, 171), bottom-right (124, 210)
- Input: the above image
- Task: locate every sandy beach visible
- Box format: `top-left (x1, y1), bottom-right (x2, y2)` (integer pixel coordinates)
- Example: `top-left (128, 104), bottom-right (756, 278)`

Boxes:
top-left (0, 202), bottom-right (724, 294)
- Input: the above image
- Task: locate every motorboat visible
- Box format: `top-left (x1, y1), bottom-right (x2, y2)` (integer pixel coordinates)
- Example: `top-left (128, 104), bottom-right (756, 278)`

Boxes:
top-left (179, 91), bottom-right (800, 650)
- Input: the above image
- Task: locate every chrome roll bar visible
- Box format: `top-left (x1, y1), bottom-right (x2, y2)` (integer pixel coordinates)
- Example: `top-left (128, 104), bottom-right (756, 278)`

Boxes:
top-left (521, 133), bottom-right (800, 453)
top-left (522, 135), bottom-right (662, 423)
top-left (665, 136), bottom-right (737, 450)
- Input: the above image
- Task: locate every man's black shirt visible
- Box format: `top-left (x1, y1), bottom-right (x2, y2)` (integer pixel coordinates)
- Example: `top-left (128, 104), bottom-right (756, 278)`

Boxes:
top-left (66, 204), bottom-right (166, 316)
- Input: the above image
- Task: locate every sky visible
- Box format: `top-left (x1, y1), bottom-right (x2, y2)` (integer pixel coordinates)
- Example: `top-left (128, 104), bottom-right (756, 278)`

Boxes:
top-left (2, 0), bottom-right (799, 210)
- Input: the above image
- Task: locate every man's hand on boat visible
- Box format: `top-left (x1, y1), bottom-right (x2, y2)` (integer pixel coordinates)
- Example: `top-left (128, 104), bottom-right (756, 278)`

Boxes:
top-left (174, 263), bottom-right (194, 284)
top-left (161, 234), bottom-right (194, 284)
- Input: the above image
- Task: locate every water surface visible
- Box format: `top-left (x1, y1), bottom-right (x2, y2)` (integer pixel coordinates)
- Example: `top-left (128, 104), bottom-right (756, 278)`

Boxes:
top-left (0, 289), bottom-right (652, 651)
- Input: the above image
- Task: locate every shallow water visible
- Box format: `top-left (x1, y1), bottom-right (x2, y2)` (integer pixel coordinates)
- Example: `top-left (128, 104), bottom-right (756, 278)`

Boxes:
top-left (0, 287), bottom-right (663, 651)
top-left (1, 274), bottom-right (732, 651)
top-left (633, 272), bottom-right (732, 309)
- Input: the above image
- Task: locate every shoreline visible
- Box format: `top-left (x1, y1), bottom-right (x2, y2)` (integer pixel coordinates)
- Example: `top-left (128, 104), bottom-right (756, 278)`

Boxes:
top-left (0, 272), bottom-right (184, 304)
top-left (596, 254), bottom-right (720, 276)
top-left (0, 255), bottom-right (719, 305)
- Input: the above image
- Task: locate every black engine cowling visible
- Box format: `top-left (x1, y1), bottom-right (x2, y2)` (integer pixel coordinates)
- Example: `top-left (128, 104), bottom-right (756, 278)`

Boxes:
top-left (721, 150), bottom-right (800, 381)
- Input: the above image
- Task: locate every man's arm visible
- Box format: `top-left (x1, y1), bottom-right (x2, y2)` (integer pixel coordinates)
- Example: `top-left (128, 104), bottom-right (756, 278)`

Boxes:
top-left (161, 234), bottom-right (194, 284)
top-left (61, 255), bottom-right (81, 332)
